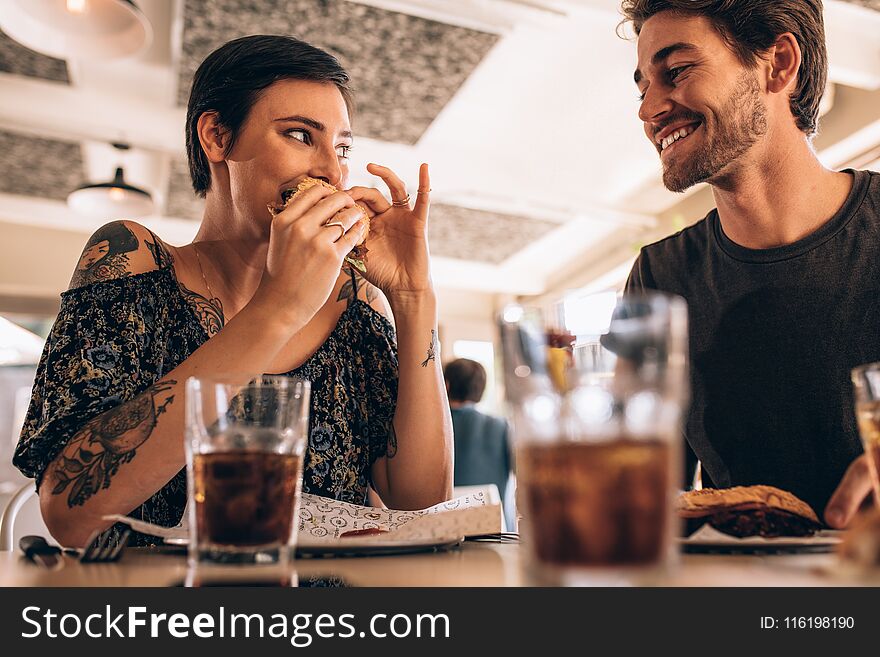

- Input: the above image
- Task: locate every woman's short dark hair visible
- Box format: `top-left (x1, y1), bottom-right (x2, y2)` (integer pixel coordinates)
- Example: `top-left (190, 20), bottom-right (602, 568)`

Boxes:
top-left (444, 359), bottom-right (488, 404)
top-left (619, 0), bottom-right (828, 136)
top-left (185, 35), bottom-right (353, 197)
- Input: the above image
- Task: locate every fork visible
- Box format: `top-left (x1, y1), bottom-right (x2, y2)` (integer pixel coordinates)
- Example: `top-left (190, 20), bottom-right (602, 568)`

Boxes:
top-left (75, 526), bottom-right (131, 563)
top-left (20, 526), bottom-right (131, 565)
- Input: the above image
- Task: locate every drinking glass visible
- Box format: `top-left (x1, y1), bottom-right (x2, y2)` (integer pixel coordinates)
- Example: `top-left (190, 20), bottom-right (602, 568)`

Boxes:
top-left (850, 362), bottom-right (880, 505)
top-left (499, 292), bottom-right (688, 585)
top-left (185, 375), bottom-right (310, 572)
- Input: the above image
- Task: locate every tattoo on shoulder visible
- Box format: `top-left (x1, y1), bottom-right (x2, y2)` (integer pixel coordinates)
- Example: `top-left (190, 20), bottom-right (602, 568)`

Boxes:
top-left (49, 380), bottom-right (177, 508)
top-left (179, 281), bottom-right (225, 337)
top-left (420, 329), bottom-right (438, 367)
top-left (145, 235), bottom-right (173, 269)
top-left (337, 267), bottom-right (378, 305)
top-left (70, 222), bottom-right (139, 288)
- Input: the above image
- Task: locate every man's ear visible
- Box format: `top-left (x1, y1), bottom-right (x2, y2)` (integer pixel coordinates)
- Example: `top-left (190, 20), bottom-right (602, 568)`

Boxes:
top-left (766, 32), bottom-right (802, 95)
top-left (196, 111), bottom-right (230, 163)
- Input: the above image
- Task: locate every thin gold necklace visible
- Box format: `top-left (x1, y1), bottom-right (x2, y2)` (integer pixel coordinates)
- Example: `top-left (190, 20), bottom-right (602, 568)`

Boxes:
top-left (193, 243), bottom-right (217, 301)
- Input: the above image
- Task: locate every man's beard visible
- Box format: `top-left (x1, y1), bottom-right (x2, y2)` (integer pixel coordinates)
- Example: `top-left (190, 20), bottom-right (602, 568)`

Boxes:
top-left (662, 71), bottom-right (768, 193)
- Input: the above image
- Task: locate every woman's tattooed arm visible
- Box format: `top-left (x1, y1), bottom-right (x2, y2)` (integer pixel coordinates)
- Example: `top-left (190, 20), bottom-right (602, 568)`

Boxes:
top-left (47, 380), bottom-right (177, 508)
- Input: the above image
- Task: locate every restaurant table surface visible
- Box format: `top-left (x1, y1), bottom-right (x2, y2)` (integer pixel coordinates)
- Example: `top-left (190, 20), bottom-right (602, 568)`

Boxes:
top-left (2, 542), bottom-right (879, 587)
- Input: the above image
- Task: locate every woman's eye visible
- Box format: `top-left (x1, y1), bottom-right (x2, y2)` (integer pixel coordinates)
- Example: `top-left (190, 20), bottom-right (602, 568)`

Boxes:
top-left (336, 145), bottom-right (352, 159)
top-left (285, 129), bottom-right (311, 144)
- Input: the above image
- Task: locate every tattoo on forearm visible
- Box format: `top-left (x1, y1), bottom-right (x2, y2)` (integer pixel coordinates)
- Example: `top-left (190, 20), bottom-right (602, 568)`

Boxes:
top-left (179, 281), bottom-right (225, 336)
top-left (50, 380), bottom-right (177, 508)
top-left (420, 329), bottom-right (438, 367)
top-left (70, 222), bottom-right (139, 288)
top-left (337, 267), bottom-right (378, 306)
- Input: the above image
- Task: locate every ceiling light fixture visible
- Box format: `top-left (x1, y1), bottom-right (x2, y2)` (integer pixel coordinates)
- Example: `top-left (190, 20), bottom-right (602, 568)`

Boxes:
top-left (0, 0), bottom-right (152, 60)
top-left (67, 144), bottom-right (154, 219)
top-left (66, 0), bottom-right (88, 15)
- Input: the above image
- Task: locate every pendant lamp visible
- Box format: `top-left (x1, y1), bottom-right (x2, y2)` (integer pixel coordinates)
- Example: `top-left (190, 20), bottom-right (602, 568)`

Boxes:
top-left (68, 145), bottom-right (154, 218)
top-left (0, 0), bottom-right (151, 60)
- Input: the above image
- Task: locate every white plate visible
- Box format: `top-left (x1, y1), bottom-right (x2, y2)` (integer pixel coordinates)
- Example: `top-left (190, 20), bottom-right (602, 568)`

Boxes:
top-left (679, 525), bottom-right (843, 553)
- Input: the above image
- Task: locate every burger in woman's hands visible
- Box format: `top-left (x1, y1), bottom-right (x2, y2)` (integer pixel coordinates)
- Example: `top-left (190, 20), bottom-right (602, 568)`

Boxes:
top-left (269, 177), bottom-right (371, 273)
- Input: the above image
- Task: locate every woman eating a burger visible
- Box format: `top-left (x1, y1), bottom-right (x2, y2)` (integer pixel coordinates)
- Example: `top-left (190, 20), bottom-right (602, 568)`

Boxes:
top-left (14, 35), bottom-right (453, 547)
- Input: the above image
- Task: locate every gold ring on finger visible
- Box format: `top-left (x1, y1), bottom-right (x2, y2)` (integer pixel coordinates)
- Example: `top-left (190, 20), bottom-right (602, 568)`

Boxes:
top-left (391, 194), bottom-right (411, 207)
top-left (417, 188), bottom-right (432, 195)
top-left (324, 221), bottom-right (346, 241)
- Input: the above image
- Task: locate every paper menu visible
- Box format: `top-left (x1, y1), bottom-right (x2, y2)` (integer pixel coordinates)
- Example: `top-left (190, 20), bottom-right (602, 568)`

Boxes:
top-left (299, 491), bottom-right (502, 543)
top-left (104, 491), bottom-right (503, 544)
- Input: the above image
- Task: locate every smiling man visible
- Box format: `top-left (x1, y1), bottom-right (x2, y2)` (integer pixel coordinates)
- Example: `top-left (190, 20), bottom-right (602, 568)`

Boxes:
top-left (620, 0), bottom-right (880, 527)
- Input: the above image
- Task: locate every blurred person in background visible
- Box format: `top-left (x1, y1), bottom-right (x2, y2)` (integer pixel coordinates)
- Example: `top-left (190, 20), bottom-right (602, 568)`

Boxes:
top-left (621, 0), bottom-right (879, 527)
top-left (444, 358), bottom-right (513, 525)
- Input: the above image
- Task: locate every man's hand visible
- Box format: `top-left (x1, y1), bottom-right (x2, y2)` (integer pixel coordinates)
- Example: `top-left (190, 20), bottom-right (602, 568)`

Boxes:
top-left (824, 454), bottom-right (875, 528)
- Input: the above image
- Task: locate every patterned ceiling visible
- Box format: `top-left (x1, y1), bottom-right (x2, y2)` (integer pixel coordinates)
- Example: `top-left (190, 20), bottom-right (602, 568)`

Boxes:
top-left (0, 129), bottom-right (83, 201)
top-left (0, 29), bottom-right (69, 83)
top-left (165, 158), bottom-right (206, 221)
top-left (428, 204), bottom-right (558, 264)
top-left (176, 0), bottom-right (499, 144)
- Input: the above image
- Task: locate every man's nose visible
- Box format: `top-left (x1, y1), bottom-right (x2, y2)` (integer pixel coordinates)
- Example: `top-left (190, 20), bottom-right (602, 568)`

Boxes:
top-left (638, 84), bottom-right (673, 125)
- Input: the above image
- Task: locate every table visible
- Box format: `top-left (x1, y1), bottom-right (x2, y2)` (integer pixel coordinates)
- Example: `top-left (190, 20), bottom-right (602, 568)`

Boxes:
top-left (2, 542), bottom-right (878, 587)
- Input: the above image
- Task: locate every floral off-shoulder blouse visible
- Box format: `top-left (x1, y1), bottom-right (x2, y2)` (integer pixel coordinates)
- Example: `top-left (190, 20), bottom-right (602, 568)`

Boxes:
top-left (13, 258), bottom-right (398, 546)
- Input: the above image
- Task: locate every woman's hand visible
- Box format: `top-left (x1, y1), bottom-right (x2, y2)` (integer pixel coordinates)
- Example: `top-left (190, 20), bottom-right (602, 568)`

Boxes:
top-left (346, 163), bottom-right (433, 299)
top-left (251, 184), bottom-right (367, 325)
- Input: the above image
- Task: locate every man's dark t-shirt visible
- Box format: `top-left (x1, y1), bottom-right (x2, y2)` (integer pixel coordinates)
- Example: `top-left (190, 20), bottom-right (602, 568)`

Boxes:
top-left (625, 169), bottom-right (880, 515)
